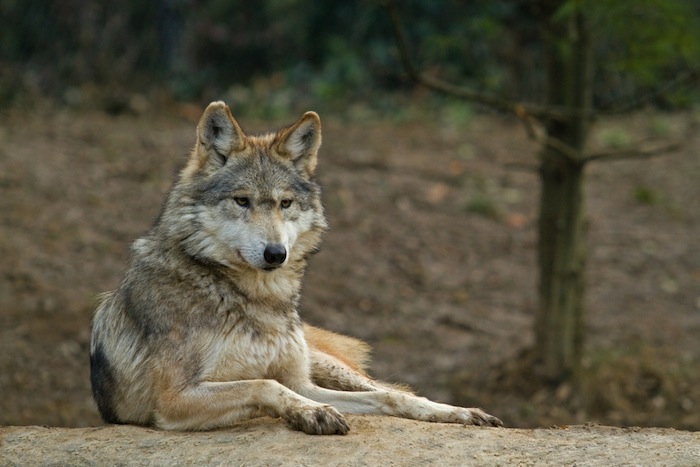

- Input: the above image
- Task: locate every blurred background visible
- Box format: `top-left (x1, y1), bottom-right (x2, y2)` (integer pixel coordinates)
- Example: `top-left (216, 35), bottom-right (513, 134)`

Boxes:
top-left (5, 0), bottom-right (698, 114)
top-left (1, 0), bottom-right (699, 430)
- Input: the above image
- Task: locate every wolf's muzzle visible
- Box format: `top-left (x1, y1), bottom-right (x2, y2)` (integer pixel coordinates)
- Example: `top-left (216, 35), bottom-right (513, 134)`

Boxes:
top-left (263, 243), bottom-right (287, 268)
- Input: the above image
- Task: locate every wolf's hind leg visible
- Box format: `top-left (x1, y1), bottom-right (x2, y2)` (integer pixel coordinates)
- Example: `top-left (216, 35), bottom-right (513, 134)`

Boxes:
top-left (296, 383), bottom-right (502, 427)
top-left (309, 349), bottom-right (381, 391)
top-left (155, 379), bottom-right (349, 434)
top-left (309, 349), bottom-right (413, 393)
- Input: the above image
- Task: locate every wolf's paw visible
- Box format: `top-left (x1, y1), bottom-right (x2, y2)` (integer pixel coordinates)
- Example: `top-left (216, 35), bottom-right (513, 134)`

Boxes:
top-left (447, 407), bottom-right (503, 427)
top-left (285, 404), bottom-right (350, 435)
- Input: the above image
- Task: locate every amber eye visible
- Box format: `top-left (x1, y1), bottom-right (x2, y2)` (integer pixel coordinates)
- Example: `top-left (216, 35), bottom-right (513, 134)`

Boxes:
top-left (234, 197), bottom-right (250, 207)
top-left (280, 199), bottom-right (293, 209)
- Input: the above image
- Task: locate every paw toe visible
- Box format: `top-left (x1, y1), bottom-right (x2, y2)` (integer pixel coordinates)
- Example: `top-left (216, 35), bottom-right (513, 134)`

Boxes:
top-left (288, 405), bottom-right (349, 435)
top-left (470, 409), bottom-right (503, 427)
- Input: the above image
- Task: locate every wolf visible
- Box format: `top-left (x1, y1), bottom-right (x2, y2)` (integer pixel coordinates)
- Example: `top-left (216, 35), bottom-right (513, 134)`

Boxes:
top-left (89, 101), bottom-right (502, 434)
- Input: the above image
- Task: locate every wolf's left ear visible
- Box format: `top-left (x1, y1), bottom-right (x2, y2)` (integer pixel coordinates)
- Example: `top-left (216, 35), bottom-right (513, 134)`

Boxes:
top-left (195, 101), bottom-right (246, 169)
top-left (275, 111), bottom-right (321, 177)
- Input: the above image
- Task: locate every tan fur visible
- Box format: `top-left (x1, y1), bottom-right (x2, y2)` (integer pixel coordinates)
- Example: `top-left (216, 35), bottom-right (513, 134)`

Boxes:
top-left (89, 102), bottom-right (502, 435)
top-left (304, 324), bottom-right (371, 374)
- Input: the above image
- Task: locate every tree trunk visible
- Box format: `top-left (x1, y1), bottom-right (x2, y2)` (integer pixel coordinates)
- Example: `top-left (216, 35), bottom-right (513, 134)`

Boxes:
top-left (534, 5), bottom-right (592, 383)
top-left (535, 147), bottom-right (586, 383)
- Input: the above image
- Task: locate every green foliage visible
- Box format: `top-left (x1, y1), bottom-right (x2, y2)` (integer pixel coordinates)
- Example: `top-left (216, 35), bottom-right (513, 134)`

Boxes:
top-left (587, 0), bottom-right (699, 77)
top-left (555, 0), bottom-right (700, 106)
top-left (0, 0), bottom-right (162, 100)
top-left (1, 0), bottom-right (699, 108)
top-left (310, 37), bottom-right (370, 101)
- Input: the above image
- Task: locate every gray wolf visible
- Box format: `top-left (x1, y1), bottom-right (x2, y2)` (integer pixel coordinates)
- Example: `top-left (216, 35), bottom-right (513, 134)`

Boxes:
top-left (89, 101), bottom-right (502, 434)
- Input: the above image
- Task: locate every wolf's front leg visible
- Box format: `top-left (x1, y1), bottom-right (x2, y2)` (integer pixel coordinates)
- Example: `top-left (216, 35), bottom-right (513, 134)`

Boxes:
top-left (155, 379), bottom-right (349, 434)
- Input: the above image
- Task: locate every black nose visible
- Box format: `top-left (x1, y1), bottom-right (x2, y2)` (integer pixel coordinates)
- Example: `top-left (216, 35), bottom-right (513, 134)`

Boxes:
top-left (263, 244), bottom-right (287, 266)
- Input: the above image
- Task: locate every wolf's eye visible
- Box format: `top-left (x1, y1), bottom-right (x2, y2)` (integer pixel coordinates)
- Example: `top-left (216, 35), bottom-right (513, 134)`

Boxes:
top-left (234, 197), bottom-right (250, 207)
top-left (280, 199), bottom-right (293, 209)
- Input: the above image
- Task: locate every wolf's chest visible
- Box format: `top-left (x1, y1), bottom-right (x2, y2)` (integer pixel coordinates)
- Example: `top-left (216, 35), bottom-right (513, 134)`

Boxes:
top-left (203, 309), bottom-right (306, 382)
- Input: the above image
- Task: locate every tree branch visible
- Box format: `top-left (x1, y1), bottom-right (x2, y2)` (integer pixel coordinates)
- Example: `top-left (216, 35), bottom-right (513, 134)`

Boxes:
top-left (514, 108), bottom-right (582, 163)
top-left (583, 141), bottom-right (682, 163)
top-left (585, 113), bottom-right (697, 163)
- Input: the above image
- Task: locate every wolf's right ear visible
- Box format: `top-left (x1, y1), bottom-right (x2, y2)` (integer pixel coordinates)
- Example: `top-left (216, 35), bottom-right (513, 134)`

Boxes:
top-left (194, 101), bottom-right (246, 170)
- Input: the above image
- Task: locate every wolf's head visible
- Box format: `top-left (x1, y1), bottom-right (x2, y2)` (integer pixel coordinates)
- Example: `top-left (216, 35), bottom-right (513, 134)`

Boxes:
top-left (162, 102), bottom-right (328, 275)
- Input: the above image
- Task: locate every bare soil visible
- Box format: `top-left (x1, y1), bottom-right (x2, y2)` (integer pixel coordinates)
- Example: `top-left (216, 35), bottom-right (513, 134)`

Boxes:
top-left (1, 103), bottom-right (698, 430)
top-left (3, 420), bottom-right (699, 466)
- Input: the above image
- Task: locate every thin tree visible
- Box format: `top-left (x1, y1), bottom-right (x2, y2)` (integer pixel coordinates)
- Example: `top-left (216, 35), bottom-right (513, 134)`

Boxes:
top-left (387, 0), bottom-right (698, 385)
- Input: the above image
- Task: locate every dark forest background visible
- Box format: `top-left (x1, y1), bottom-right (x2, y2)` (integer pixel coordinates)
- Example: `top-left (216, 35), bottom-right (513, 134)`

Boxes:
top-left (2, 0), bottom-right (699, 113)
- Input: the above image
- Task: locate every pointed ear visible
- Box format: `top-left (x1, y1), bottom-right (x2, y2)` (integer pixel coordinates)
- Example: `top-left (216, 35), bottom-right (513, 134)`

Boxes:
top-left (195, 101), bottom-right (245, 168)
top-left (275, 111), bottom-right (322, 177)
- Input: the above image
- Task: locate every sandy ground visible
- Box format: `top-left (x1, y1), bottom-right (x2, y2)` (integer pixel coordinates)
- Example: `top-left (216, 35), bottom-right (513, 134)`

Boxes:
top-left (2, 418), bottom-right (699, 466)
